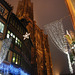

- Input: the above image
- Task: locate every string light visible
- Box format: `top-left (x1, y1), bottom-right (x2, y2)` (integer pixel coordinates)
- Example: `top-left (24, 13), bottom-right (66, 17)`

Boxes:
top-left (43, 14), bottom-right (71, 28)
top-left (0, 38), bottom-right (12, 64)
top-left (44, 19), bottom-right (73, 74)
top-left (0, 63), bottom-right (29, 75)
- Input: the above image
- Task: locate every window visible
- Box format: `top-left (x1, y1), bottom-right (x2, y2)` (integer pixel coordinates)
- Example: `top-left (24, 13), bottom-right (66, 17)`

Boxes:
top-left (6, 30), bottom-right (22, 48)
top-left (16, 55), bottom-right (18, 64)
top-left (5, 50), bottom-right (13, 62)
top-left (12, 52), bottom-right (21, 65)
top-left (0, 22), bottom-right (4, 33)
top-left (12, 53), bottom-right (16, 63)
top-left (0, 5), bottom-right (4, 15)
top-left (5, 50), bottom-right (21, 65)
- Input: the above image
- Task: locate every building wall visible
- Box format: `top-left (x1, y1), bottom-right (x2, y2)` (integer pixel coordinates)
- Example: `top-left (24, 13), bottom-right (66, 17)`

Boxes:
top-left (16, 0), bottom-right (53, 74)
top-left (0, 0), bottom-right (53, 75)
top-left (31, 22), bottom-right (53, 75)
top-left (16, 0), bottom-right (33, 20)
top-left (66, 0), bottom-right (75, 30)
top-left (0, 0), bottom-right (32, 74)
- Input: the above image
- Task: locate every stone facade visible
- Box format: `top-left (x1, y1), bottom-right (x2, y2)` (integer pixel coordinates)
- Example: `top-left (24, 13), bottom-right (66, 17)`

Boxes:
top-left (66, 0), bottom-right (75, 30)
top-left (16, 0), bottom-right (53, 75)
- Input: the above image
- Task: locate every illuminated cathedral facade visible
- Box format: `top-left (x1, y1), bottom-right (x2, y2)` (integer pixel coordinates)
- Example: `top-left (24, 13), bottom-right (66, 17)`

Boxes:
top-left (0, 0), bottom-right (53, 75)
top-left (66, 0), bottom-right (75, 30)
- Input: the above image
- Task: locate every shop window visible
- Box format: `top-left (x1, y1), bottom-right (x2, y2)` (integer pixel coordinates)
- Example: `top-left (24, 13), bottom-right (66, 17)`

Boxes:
top-left (0, 22), bottom-right (4, 33)
top-left (12, 53), bottom-right (16, 63)
top-left (12, 52), bottom-right (21, 65)
top-left (16, 55), bottom-right (18, 64)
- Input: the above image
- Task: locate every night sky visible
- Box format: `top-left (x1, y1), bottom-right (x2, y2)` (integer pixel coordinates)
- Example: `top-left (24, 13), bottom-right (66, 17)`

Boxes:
top-left (5, 0), bottom-right (74, 74)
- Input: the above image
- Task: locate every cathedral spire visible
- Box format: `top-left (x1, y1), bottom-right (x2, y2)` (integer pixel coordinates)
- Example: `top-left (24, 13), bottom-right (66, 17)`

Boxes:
top-left (16, 0), bottom-right (33, 20)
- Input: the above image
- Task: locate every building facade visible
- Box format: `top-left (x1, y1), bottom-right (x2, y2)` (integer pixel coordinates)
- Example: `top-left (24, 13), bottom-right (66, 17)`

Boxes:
top-left (66, 0), bottom-right (75, 30)
top-left (0, 0), bottom-right (32, 75)
top-left (16, 0), bottom-right (53, 75)
top-left (0, 0), bottom-right (53, 75)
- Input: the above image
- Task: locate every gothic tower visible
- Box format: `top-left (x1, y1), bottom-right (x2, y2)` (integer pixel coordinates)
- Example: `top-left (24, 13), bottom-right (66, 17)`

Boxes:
top-left (16, 0), bottom-right (33, 20)
top-left (16, 0), bottom-right (53, 75)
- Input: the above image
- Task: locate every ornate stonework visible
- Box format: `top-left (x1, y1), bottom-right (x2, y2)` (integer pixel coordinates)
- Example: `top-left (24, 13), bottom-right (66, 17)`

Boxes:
top-left (16, 0), bottom-right (53, 75)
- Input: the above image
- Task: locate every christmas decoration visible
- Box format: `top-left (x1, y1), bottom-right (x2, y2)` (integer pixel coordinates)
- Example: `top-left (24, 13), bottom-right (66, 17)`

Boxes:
top-left (0, 63), bottom-right (29, 75)
top-left (44, 19), bottom-right (73, 74)
top-left (23, 32), bottom-right (30, 40)
top-left (0, 38), bottom-right (12, 64)
top-left (65, 30), bottom-right (75, 65)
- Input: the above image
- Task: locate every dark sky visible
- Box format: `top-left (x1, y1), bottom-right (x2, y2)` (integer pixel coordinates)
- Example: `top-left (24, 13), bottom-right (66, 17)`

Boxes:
top-left (5, 0), bottom-right (74, 74)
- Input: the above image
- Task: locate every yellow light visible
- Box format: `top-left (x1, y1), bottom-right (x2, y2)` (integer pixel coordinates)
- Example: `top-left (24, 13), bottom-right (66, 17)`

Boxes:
top-left (13, 57), bottom-right (15, 62)
top-left (16, 62), bottom-right (18, 64)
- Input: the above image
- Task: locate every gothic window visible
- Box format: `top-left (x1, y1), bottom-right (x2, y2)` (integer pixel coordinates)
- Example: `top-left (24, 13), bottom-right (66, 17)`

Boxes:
top-left (0, 22), bottom-right (4, 33)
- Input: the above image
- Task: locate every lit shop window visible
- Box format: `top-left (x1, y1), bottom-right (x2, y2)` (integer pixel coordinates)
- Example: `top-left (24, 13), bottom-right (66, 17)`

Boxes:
top-left (16, 55), bottom-right (18, 64)
top-left (12, 53), bottom-right (21, 65)
top-left (12, 53), bottom-right (16, 63)
top-left (0, 22), bottom-right (4, 33)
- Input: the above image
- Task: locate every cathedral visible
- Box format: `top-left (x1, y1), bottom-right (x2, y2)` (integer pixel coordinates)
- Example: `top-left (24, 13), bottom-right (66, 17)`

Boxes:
top-left (0, 0), bottom-right (53, 75)
top-left (66, 0), bottom-right (75, 30)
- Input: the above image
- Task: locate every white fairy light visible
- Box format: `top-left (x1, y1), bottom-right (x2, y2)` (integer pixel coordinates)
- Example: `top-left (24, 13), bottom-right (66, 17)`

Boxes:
top-left (44, 19), bottom-right (73, 74)
top-left (66, 52), bottom-right (73, 74)
top-left (23, 32), bottom-right (30, 40)
top-left (0, 38), bottom-right (12, 64)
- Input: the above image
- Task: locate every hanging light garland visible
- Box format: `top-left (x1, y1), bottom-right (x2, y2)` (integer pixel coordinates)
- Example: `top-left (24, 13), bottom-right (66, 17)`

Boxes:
top-left (65, 30), bottom-right (75, 65)
top-left (0, 38), bottom-right (12, 64)
top-left (0, 63), bottom-right (29, 75)
top-left (44, 19), bottom-right (73, 74)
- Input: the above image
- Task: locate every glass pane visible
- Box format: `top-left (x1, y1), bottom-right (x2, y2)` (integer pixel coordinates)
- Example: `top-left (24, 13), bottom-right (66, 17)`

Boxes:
top-left (15, 40), bottom-right (17, 44)
top-left (13, 35), bottom-right (15, 38)
top-left (13, 57), bottom-right (15, 63)
top-left (7, 34), bottom-right (9, 38)
top-left (16, 37), bottom-right (18, 40)
top-left (0, 5), bottom-right (4, 14)
top-left (16, 55), bottom-right (18, 64)
top-left (8, 30), bottom-right (10, 34)
top-left (12, 53), bottom-right (16, 63)
top-left (0, 22), bottom-right (4, 33)
top-left (10, 33), bottom-right (13, 36)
